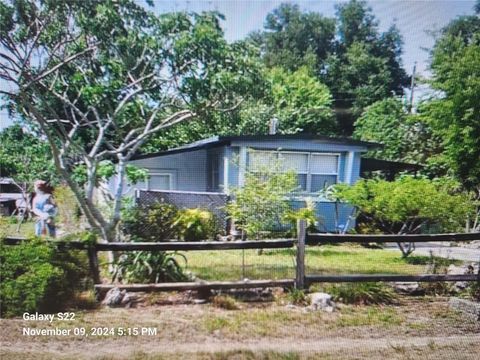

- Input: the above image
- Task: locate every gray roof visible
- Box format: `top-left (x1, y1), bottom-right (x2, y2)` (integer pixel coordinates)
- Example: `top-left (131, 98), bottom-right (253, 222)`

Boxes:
top-left (132, 134), bottom-right (380, 160)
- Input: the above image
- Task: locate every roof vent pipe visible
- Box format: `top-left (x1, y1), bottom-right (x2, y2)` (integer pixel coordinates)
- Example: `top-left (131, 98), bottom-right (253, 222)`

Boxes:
top-left (269, 117), bottom-right (278, 135)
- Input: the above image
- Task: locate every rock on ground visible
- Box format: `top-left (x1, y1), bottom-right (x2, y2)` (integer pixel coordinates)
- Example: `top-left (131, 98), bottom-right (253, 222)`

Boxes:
top-left (309, 292), bottom-right (336, 312)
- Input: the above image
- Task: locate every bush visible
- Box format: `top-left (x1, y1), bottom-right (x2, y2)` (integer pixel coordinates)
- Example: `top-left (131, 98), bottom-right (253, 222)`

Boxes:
top-left (0, 239), bottom-right (89, 317)
top-left (325, 282), bottom-right (397, 305)
top-left (112, 251), bottom-right (187, 284)
top-left (174, 208), bottom-right (219, 241)
top-left (122, 201), bottom-right (179, 242)
top-left (286, 288), bottom-right (309, 306)
top-left (212, 295), bottom-right (239, 310)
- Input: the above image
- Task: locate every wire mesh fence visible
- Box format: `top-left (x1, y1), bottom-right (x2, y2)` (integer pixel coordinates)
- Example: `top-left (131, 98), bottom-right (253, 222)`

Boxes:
top-left (182, 248), bottom-right (297, 282)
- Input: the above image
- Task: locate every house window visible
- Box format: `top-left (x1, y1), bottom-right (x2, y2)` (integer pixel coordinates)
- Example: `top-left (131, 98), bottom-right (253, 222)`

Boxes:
top-left (310, 154), bottom-right (339, 192)
top-left (247, 150), bottom-right (339, 193)
top-left (148, 173), bottom-right (172, 190)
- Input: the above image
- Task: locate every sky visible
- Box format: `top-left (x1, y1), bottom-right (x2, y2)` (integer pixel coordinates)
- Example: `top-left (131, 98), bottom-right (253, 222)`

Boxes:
top-left (1, 0), bottom-right (477, 130)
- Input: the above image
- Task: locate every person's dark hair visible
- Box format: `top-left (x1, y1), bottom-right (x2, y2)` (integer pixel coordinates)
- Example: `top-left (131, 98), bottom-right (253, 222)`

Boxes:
top-left (36, 181), bottom-right (54, 194)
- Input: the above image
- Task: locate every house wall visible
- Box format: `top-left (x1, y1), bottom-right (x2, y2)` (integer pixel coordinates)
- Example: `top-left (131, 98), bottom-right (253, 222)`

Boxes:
top-left (126, 138), bottom-right (366, 233)
top-left (222, 139), bottom-right (367, 232)
top-left (129, 149), bottom-right (208, 192)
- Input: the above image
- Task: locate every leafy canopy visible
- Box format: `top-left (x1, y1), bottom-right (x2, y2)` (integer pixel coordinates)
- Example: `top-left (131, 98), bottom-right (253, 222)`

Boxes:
top-left (333, 177), bottom-right (474, 234)
top-left (0, 124), bottom-right (56, 186)
top-left (427, 13), bottom-right (480, 189)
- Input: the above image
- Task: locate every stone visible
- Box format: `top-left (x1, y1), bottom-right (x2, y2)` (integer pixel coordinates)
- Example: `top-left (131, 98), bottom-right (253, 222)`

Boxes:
top-left (103, 287), bottom-right (126, 307)
top-left (309, 292), bottom-right (336, 312)
top-left (393, 282), bottom-right (424, 295)
top-left (447, 263), bottom-right (478, 291)
top-left (449, 297), bottom-right (480, 321)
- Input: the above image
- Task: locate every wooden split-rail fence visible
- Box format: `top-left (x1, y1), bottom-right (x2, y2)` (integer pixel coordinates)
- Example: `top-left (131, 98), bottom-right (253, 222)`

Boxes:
top-left (3, 220), bottom-right (480, 295)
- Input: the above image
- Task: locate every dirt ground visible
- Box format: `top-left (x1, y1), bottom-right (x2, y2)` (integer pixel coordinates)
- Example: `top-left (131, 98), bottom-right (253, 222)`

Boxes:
top-left (1, 293), bottom-right (479, 360)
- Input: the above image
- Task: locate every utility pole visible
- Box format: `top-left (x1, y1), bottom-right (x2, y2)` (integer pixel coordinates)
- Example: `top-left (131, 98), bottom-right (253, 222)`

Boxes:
top-left (409, 61), bottom-right (417, 113)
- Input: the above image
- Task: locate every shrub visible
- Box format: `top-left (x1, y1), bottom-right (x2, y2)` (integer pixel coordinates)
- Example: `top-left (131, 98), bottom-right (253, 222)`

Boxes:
top-left (226, 160), bottom-right (298, 239)
top-left (174, 208), bottom-right (219, 241)
top-left (112, 251), bottom-right (187, 283)
top-left (325, 282), bottom-right (397, 305)
top-left (286, 288), bottom-right (309, 306)
top-left (122, 201), bottom-right (179, 241)
top-left (0, 239), bottom-right (89, 317)
top-left (212, 295), bottom-right (239, 310)
top-left (283, 198), bottom-right (319, 233)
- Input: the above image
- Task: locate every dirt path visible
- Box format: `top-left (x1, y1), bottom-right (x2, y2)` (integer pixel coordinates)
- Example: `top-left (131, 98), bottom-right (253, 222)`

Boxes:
top-left (1, 296), bottom-right (479, 359)
top-left (2, 335), bottom-right (480, 359)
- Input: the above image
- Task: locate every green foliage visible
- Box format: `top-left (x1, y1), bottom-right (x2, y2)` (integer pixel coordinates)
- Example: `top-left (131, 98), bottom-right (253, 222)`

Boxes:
top-left (53, 185), bottom-right (81, 233)
top-left (259, 3), bottom-right (336, 71)
top-left (0, 124), bottom-right (56, 186)
top-left (112, 251), bottom-right (187, 284)
top-left (1, 0), bottom-right (264, 241)
top-left (333, 177), bottom-right (474, 234)
top-left (325, 282), bottom-right (397, 305)
top-left (268, 67), bottom-right (335, 134)
top-left (173, 208), bottom-right (219, 241)
top-left (354, 97), bottom-right (448, 178)
top-left (427, 14), bottom-right (480, 189)
top-left (286, 288), bottom-right (309, 306)
top-left (0, 239), bottom-right (89, 317)
top-left (117, 201), bottom-right (190, 283)
top-left (122, 202), bottom-right (179, 242)
top-left (226, 160), bottom-right (298, 239)
top-left (283, 198), bottom-right (319, 232)
top-left (249, 0), bottom-right (408, 134)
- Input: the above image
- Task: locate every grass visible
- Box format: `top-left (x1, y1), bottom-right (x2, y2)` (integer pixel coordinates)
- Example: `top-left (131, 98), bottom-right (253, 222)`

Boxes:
top-left (0, 218), bottom-right (36, 238)
top-left (181, 244), bottom-right (452, 281)
top-left (319, 282), bottom-right (398, 305)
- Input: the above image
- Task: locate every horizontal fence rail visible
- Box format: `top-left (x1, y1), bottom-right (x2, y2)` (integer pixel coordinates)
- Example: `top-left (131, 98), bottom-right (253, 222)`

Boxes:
top-left (307, 232), bottom-right (480, 244)
top-left (305, 274), bottom-right (479, 285)
top-left (2, 237), bottom-right (294, 251)
top-left (95, 279), bottom-right (295, 296)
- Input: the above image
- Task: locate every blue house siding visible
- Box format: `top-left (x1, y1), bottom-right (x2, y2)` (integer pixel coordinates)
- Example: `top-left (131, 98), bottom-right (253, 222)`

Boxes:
top-left (129, 149), bottom-right (208, 191)
top-left (289, 200), bottom-right (355, 232)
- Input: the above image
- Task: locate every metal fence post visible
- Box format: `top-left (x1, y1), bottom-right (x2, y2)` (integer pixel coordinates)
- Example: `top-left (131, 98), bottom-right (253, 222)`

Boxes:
top-left (296, 219), bottom-right (306, 290)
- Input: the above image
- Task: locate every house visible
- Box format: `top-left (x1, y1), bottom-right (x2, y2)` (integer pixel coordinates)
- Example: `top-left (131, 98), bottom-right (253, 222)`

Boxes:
top-left (122, 134), bottom-right (379, 233)
top-left (0, 178), bottom-right (24, 216)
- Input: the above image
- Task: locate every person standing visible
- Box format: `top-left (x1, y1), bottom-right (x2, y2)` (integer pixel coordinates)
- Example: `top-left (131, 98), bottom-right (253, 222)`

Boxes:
top-left (32, 180), bottom-right (57, 237)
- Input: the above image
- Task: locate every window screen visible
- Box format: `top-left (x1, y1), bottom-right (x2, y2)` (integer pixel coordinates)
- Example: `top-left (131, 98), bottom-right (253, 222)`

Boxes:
top-left (248, 151), bottom-right (277, 172)
top-left (149, 174), bottom-right (171, 190)
top-left (280, 153), bottom-right (308, 173)
top-left (310, 154), bottom-right (338, 174)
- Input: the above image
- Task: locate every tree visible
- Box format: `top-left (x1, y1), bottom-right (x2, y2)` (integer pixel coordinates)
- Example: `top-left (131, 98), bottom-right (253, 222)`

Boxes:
top-left (0, 124), bottom-right (56, 185)
top-left (333, 177), bottom-right (475, 256)
top-left (258, 3), bottom-right (336, 72)
top-left (268, 66), bottom-right (335, 134)
top-left (324, 1), bottom-right (409, 132)
top-left (0, 0), bottom-right (260, 241)
top-left (353, 98), bottom-right (445, 177)
top-left (427, 12), bottom-right (480, 190)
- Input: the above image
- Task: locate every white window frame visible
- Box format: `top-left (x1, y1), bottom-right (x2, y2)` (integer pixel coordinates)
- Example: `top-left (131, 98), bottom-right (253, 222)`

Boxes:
top-left (247, 149), bottom-right (340, 194)
top-left (308, 152), bottom-right (341, 192)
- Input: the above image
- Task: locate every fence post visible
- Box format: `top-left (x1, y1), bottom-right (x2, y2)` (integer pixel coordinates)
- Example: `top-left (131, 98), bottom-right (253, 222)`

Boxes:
top-left (87, 245), bottom-right (101, 284)
top-left (296, 219), bottom-right (306, 290)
